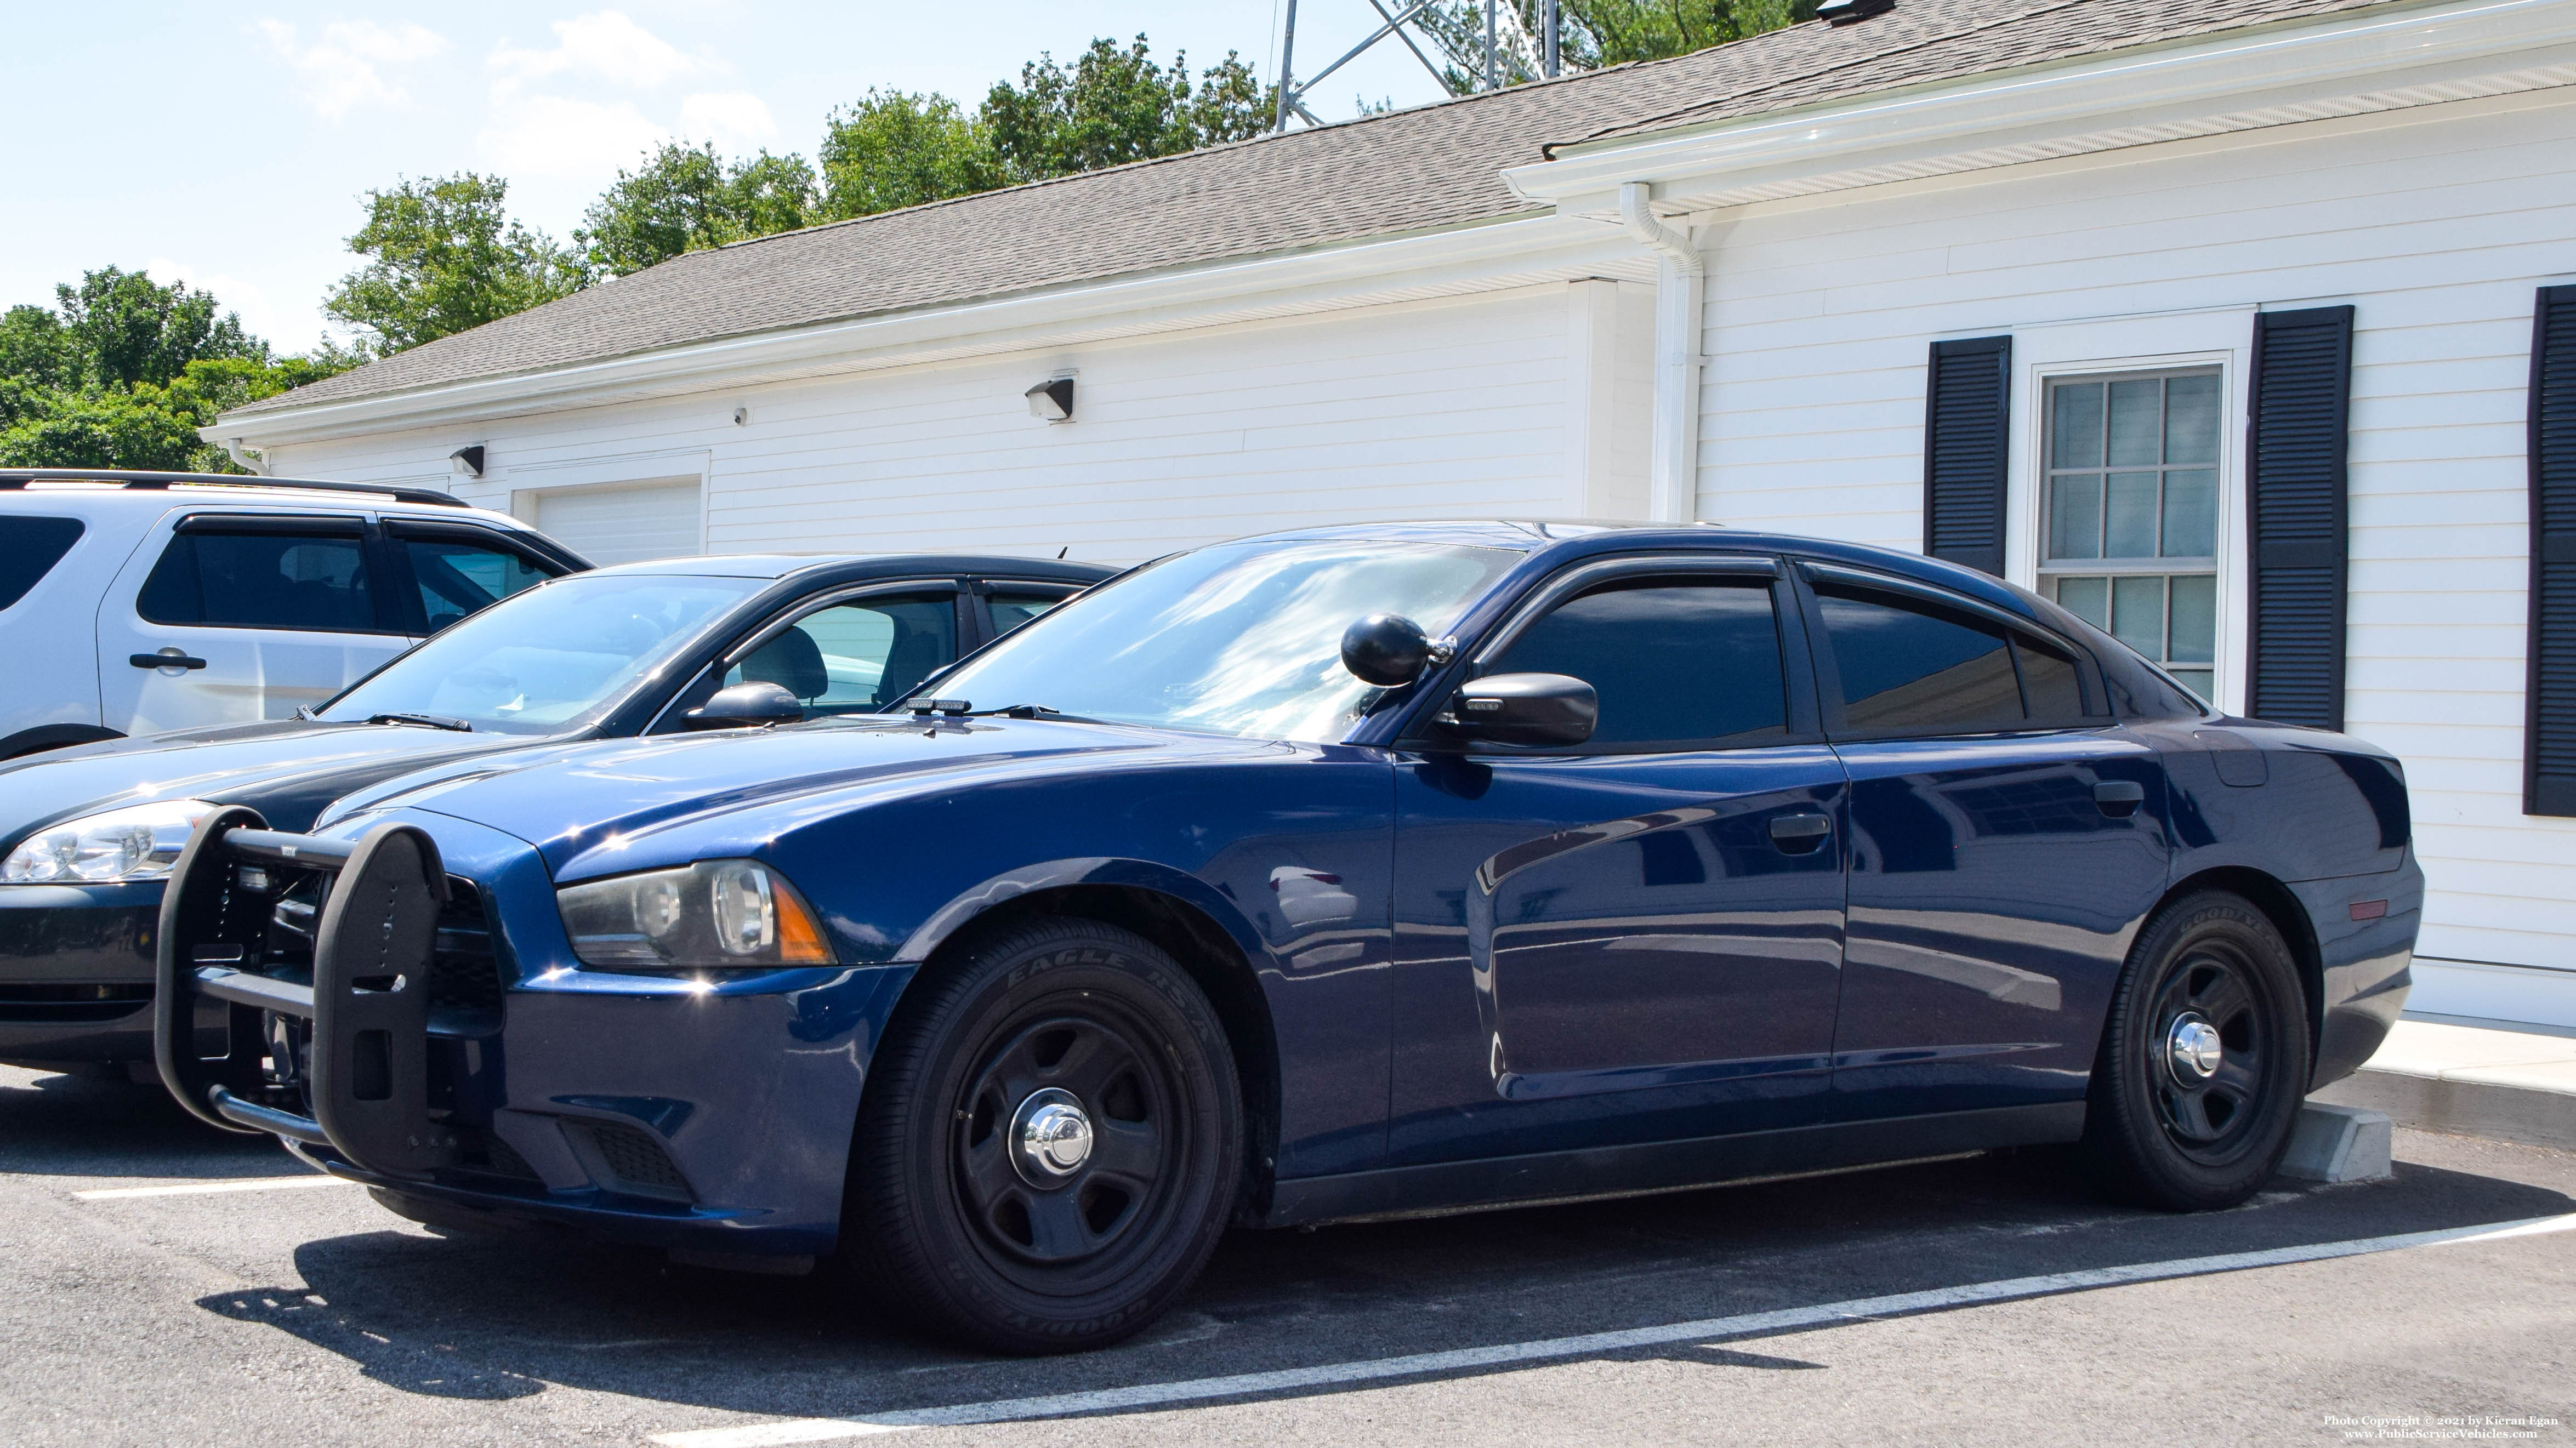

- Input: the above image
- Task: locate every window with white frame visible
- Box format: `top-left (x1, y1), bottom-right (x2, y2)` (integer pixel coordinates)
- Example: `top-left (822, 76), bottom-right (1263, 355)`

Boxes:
top-left (2038, 369), bottom-right (2220, 702)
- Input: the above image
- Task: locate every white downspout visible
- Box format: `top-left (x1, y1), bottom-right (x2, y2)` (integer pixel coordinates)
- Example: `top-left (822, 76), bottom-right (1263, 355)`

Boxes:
top-left (220, 438), bottom-right (268, 476)
top-left (1620, 181), bottom-right (1704, 525)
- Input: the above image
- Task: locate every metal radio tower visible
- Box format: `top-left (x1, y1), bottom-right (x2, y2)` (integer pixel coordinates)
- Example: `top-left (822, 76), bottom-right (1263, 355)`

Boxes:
top-left (1273, 0), bottom-right (1562, 132)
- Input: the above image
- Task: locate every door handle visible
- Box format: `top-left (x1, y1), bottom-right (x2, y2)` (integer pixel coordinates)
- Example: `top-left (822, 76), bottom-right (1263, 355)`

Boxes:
top-left (131, 651), bottom-right (208, 671)
top-left (1767, 812), bottom-right (1833, 854)
top-left (2093, 780), bottom-right (2146, 818)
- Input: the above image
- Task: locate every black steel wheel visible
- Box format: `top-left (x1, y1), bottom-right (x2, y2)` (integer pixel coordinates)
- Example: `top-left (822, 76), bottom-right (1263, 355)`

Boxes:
top-left (2083, 890), bottom-right (2309, 1210)
top-left (845, 917), bottom-right (1241, 1354)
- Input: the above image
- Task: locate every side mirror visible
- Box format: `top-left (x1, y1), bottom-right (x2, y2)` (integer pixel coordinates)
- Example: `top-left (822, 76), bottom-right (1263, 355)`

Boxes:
top-left (1445, 672), bottom-right (1596, 748)
top-left (1341, 614), bottom-right (1432, 686)
top-left (681, 680), bottom-right (804, 731)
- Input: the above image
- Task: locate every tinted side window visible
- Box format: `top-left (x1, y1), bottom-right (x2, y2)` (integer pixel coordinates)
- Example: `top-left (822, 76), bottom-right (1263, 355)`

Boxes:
top-left (405, 538), bottom-right (554, 632)
top-left (1816, 587), bottom-right (2023, 733)
top-left (725, 595), bottom-right (957, 716)
top-left (0, 516), bottom-right (83, 611)
top-left (987, 588), bottom-right (1072, 637)
top-left (2015, 634), bottom-right (2089, 722)
top-left (1488, 578), bottom-right (1787, 749)
top-left (137, 529), bottom-right (378, 632)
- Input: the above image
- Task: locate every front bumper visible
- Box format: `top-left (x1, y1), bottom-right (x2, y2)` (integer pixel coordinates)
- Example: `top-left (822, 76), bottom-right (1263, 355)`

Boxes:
top-left (151, 809), bottom-right (908, 1259)
top-left (0, 880), bottom-right (162, 1065)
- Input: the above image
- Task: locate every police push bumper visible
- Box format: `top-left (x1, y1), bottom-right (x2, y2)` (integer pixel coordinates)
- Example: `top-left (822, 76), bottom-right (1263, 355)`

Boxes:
top-left (154, 809), bottom-right (460, 1176)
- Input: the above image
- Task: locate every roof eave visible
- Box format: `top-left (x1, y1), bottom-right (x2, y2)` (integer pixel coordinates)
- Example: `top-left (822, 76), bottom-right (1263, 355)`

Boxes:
top-left (1505, 0), bottom-right (2576, 218)
top-left (207, 209), bottom-right (1640, 448)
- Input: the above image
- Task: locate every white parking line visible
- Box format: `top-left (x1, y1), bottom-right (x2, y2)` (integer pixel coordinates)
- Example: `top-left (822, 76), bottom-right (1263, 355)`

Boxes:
top-left (73, 1175), bottom-right (357, 1201)
top-left (649, 1211), bottom-right (2576, 1447)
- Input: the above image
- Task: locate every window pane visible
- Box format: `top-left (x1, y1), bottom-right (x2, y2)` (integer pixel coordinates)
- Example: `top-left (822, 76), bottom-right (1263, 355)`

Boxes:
top-left (2054, 575), bottom-right (2109, 630)
top-left (988, 590), bottom-right (1069, 637)
top-left (2168, 574), bottom-right (2216, 664)
top-left (2165, 374), bottom-right (2220, 465)
top-left (2050, 382), bottom-right (2104, 468)
top-left (1489, 580), bottom-right (1784, 746)
top-left (405, 539), bottom-right (551, 633)
top-left (1817, 589), bottom-right (2023, 733)
top-left (2105, 472), bottom-right (2159, 558)
top-left (2015, 636), bottom-right (2086, 721)
top-left (727, 596), bottom-right (956, 715)
top-left (2048, 474), bottom-right (2102, 560)
top-left (2108, 379), bottom-right (2163, 465)
top-left (2162, 469), bottom-right (2217, 558)
top-left (0, 516), bottom-right (83, 611)
top-left (2109, 575), bottom-right (2166, 658)
top-left (2169, 668), bottom-right (2214, 704)
top-left (137, 532), bottom-right (376, 631)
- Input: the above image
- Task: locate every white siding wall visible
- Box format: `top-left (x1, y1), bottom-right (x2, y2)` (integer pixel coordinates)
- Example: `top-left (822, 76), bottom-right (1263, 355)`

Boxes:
top-left (1692, 89), bottom-right (2576, 1018)
top-left (279, 282), bottom-right (1647, 569)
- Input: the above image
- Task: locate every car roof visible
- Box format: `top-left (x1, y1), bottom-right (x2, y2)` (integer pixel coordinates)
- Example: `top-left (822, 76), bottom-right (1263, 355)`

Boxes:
top-left (587, 553), bottom-right (1119, 583)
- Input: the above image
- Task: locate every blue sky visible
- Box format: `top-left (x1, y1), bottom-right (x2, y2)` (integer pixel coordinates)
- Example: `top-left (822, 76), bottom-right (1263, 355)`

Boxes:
top-left (4, 3), bottom-right (1453, 352)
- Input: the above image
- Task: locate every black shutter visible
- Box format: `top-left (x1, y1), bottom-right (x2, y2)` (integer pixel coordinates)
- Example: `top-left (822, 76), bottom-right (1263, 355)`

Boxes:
top-left (2529, 284), bottom-right (2576, 817)
top-left (1923, 335), bottom-right (2011, 577)
top-left (2245, 305), bottom-right (2355, 730)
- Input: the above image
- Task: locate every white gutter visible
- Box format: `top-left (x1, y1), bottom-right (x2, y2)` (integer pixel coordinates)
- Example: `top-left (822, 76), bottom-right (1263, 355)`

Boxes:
top-left (219, 439), bottom-right (268, 476)
top-left (207, 213), bottom-right (1645, 449)
top-left (1620, 183), bottom-right (1704, 525)
top-left (1505, 0), bottom-right (2576, 212)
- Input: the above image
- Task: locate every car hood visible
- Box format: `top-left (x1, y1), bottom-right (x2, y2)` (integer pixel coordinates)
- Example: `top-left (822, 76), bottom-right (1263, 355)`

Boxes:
top-left (323, 717), bottom-right (1277, 878)
top-left (0, 720), bottom-right (538, 848)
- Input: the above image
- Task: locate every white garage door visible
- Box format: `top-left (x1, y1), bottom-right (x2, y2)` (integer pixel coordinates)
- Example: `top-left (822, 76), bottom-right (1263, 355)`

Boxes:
top-left (526, 480), bottom-right (702, 566)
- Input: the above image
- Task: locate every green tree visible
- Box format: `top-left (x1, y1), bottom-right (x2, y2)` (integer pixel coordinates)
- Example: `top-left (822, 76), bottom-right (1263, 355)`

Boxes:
top-left (1414, 0), bottom-right (1817, 91)
top-left (580, 141), bottom-right (820, 276)
top-left (1, 270), bottom-right (365, 471)
top-left (325, 173), bottom-right (590, 354)
top-left (982, 37), bottom-right (1271, 183)
top-left (816, 90), bottom-right (1005, 220)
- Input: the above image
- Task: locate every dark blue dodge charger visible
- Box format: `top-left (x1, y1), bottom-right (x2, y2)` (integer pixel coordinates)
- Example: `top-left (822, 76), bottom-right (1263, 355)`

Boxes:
top-left (152, 522), bottom-right (2419, 1354)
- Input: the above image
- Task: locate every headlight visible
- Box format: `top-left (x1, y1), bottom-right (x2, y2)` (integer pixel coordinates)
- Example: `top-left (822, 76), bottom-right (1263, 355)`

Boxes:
top-left (1, 799), bottom-right (217, 884)
top-left (556, 859), bottom-right (834, 970)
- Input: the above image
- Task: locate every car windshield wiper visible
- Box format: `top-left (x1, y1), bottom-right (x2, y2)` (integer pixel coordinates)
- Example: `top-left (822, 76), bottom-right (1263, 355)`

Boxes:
top-left (365, 712), bottom-right (473, 732)
top-left (963, 703), bottom-right (1104, 723)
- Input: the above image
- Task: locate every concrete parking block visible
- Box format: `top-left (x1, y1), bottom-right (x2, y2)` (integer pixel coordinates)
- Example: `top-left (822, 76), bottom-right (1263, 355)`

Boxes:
top-left (2310, 1018), bottom-right (2576, 1152)
top-left (2279, 1103), bottom-right (2393, 1183)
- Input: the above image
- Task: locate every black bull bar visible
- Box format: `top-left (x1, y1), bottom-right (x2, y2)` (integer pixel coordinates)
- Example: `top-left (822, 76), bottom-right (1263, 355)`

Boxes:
top-left (153, 807), bottom-right (461, 1179)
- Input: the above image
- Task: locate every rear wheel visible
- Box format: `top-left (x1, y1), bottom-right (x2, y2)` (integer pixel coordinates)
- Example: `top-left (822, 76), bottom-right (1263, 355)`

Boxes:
top-left (2083, 890), bottom-right (2309, 1210)
top-left (845, 919), bottom-right (1242, 1354)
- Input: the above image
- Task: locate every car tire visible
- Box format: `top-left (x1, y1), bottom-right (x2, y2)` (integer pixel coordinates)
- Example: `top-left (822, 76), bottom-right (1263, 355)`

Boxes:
top-left (844, 917), bottom-right (1243, 1354)
top-left (2082, 890), bottom-right (2310, 1211)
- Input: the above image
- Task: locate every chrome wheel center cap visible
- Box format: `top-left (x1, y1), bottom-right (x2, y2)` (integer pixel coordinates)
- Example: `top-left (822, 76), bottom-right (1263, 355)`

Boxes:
top-left (2167, 1014), bottom-right (2224, 1082)
top-left (1010, 1088), bottom-right (1093, 1184)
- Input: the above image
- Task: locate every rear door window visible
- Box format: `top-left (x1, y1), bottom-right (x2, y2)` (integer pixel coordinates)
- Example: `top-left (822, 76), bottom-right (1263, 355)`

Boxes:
top-left (136, 521), bottom-right (384, 632)
top-left (985, 586), bottom-right (1076, 638)
top-left (398, 533), bottom-right (557, 632)
top-left (0, 516), bottom-right (84, 611)
top-left (1813, 583), bottom-right (2096, 734)
top-left (724, 592), bottom-right (958, 717)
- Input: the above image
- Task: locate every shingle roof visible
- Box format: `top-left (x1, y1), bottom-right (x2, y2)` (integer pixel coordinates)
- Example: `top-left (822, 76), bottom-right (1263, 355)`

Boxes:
top-left (239, 0), bottom-right (2401, 417)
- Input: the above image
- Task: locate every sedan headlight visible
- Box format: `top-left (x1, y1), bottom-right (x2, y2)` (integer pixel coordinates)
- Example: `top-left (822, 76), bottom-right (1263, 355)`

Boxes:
top-left (1, 799), bottom-right (217, 884)
top-left (557, 859), bottom-right (834, 970)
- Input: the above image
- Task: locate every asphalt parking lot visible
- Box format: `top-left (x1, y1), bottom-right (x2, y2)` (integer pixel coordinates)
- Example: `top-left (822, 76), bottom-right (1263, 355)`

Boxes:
top-left (4, 1062), bottom-right (2571, 1448)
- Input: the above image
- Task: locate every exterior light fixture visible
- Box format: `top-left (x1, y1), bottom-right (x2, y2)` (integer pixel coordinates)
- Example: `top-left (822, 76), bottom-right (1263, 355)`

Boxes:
top-left (1025, 377), bottom-right (1075, 423)
top-left (449, 445), bottom-right (486, 478)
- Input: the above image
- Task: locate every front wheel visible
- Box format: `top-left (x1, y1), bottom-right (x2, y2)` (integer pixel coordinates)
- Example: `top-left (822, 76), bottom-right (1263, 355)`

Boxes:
top-left (2082, 891), bottom-right (2310, 1211)
top-left (845, 918), bottom-right (1243, 1354)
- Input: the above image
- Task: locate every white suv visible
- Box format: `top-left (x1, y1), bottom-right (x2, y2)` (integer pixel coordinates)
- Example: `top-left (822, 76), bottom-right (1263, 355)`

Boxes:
top-left (0, 470), bottom-right (589, 760)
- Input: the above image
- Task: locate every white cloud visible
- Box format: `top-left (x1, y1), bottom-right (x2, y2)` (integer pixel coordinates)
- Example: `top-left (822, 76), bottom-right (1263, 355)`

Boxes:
top-left (678, 92), bottom-right (776, 148)
top-left (477, 94), bottom-right (667, 181)
top-left (490, 11), bottom-right (696, 90)
top-left (258, 18), bottom-right (447, 121)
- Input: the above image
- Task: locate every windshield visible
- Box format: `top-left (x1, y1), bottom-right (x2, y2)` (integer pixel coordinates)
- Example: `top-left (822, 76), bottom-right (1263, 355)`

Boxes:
top-left (316, 573), bottom-right (764, 733)
top-left (927, 540), bottom-right (1519, 742)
